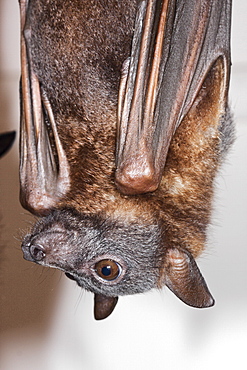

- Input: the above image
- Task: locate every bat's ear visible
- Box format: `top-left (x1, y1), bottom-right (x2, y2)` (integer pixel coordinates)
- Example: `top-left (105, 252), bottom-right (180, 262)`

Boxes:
top-left (0, 131), bottom-right (16, 158)
top-left (160, 247), bottom-right (214, 308)
top-left (94, 294), bottom-right (118, 320)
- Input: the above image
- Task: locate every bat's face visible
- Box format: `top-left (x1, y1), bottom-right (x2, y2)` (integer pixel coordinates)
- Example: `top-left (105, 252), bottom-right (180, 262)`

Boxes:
top-left (22, 209), bottom-right (160, 297)
top-left (22, 207), bottom-right (215, 319)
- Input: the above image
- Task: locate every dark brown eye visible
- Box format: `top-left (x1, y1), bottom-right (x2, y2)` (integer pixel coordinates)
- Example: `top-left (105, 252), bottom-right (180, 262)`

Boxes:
top-left (94, 259), bottom-right (121, 281)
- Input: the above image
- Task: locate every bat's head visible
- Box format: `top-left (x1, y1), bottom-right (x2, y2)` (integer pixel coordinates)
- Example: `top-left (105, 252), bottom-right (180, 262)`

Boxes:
top-left (22, 208), bottom-right (214, 319)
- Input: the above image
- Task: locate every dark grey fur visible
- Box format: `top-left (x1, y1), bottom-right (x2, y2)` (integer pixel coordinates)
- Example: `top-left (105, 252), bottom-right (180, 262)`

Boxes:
top-left (22, 208), bottom-right (162, 296)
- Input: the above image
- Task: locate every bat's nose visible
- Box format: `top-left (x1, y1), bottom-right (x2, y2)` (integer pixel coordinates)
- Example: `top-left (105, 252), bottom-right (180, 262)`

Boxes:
top-left (22, 242), bottom-right (46, 262)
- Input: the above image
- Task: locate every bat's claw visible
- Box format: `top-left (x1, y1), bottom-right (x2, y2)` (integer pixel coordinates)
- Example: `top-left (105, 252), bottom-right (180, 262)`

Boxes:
top-left (115, 160), bottom-right (159, 195)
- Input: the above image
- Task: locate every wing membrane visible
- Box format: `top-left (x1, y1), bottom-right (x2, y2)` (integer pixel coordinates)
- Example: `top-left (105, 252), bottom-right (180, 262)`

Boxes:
top-left (115, 0), bottom-right (231, 195)
top-left (19, 0), bottom-right (70, 216)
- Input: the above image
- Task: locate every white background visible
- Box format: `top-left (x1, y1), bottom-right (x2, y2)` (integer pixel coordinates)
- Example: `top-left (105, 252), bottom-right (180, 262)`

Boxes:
top-left (0, 1), bottom-right (246, 369)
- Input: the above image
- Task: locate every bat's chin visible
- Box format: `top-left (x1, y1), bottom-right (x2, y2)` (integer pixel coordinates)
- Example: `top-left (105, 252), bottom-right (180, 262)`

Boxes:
top-left (65, 273), bottom-right (119, 320)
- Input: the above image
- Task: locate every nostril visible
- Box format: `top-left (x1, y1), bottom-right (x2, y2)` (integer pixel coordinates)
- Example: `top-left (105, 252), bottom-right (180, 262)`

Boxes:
top-left (30, 244), bottom-right (46, 261)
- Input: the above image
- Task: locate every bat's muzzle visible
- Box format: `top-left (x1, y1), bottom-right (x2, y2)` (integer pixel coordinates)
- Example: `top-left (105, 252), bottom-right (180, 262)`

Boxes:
top-left (22, 242), bottom-right (46, 263)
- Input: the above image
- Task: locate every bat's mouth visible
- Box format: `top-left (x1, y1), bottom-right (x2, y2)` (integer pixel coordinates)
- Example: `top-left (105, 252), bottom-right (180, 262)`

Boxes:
top-left (65, 272), bottom-right (77, 281)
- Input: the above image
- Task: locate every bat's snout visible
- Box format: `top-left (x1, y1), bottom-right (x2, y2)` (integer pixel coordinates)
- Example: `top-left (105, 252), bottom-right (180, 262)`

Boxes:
top-left (22, 242), bottom-right (46, 263)
top-left (21, 221), bottom-right (73, 266)
top-left (29, 244), bottom-right (46, 261)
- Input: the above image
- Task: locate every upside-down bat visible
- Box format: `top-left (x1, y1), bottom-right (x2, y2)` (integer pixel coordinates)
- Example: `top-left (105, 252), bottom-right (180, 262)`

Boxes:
top-left (19, 0), bottom-right (234, 320)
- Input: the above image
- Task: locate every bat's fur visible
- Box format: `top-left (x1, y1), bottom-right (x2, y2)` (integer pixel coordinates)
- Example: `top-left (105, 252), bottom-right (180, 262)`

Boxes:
top-left (21, 0), bottom-right (234, 311)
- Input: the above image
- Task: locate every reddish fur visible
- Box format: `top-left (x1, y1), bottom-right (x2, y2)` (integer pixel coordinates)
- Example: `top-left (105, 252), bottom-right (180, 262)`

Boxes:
top-left (20, 1), bottom-right (234, 313)
top-left (29, 1), bottom-right (232, 259)
top-left (56, 59), bottom-right (227, 261)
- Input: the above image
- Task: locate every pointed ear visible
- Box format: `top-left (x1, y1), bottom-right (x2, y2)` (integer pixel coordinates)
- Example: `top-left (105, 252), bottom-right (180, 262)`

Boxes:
top-left (94, 294), bottom-right (118, 320)
top-left (161, 247), bottom-right (214, 308)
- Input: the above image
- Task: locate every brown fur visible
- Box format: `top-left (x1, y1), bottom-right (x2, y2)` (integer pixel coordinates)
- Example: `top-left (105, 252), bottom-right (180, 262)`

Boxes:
top-left (20, 1), bottom-right (234, 314)
top-left (28, 1), bottom-right (231, 260)
top-left (60, 59), bottom-right (230, 263)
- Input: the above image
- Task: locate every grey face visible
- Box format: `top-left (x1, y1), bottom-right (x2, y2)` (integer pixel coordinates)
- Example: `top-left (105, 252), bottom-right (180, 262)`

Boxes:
top-left (22, 208), bottom-right (162, 297)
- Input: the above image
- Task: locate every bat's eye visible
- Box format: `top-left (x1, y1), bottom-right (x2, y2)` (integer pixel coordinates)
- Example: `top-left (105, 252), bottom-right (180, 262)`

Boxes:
top-left (94, 259), bottom-right (121, 281)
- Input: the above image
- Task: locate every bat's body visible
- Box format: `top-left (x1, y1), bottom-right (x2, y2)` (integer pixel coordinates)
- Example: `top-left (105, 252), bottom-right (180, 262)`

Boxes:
top-left (20, 0), bottom-right (233, 319)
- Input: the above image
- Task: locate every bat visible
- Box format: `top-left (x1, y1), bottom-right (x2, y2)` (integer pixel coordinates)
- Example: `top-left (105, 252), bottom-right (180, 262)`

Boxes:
top-left (19, 0), bottom-right (233, 320)
top-left (0, 131), bottom-right (16, 158)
